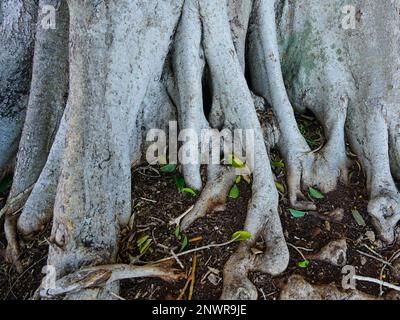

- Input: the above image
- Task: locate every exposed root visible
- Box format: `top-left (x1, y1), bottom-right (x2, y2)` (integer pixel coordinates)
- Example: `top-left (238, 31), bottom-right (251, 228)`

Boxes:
top-left (16, 107), bottom-right (67, 239)
top-left (4, 215), bottom-right (22, 273)
top-left (180, 165), bottom-right (236, 231)
top-left (348, 102), bottom-right (400, 243)
top-left (172, 0), bottom-right (208, 191)
top-left (1, 0), bottom-right (399, 302)
top-left (171, 0), bottom-right (289, 300)
top-left (0, 184), bottom-right (34, 273)
top-left (280, 275), bottom-right (385, 300)
top-left (368, 194), bottom-right (400, 244)
top-left (248, 0), bottom-right (349, 210)
top-left (40, 263), bottom-right (185, 298)
top-left (0, 185), bottom-right (34, 220)
top-left (1, 0), bottom-right (69, 274)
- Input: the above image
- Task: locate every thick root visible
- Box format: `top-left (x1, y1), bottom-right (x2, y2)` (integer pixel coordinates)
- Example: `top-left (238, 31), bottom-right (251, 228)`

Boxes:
top-left (172, 0), bottom-right (209, 191)
top-left (184, 0), bottom-right (289, 299)
top-left (180, 165), bottom-right (236, 231)
top-left (16, 108), bottom-right (67, 238)
top-left (368, 194), bottom-right (400, 244)
top-left (0, 0), bottom-right (37, 175)
top-left (4, 215), bottom-right (23, 273)
top-left (280, 275), bottom-right (387, 300)
top-left (40, 263), bottom-right (185, 298)
top-left (348, 103), bottom-right (400, 243)
top-left (248, 0), bottom-right (350, 210)
top-left (221, 246), bottom-right (257, 300)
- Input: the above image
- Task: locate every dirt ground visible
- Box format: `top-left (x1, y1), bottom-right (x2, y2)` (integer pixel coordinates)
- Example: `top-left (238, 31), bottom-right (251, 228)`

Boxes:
top-left (1, 115), bottom-right (400, 300)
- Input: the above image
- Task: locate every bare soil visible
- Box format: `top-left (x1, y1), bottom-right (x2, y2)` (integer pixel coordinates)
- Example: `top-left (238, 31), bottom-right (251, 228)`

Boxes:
top-left (1, 117), bottom-right (400, 300)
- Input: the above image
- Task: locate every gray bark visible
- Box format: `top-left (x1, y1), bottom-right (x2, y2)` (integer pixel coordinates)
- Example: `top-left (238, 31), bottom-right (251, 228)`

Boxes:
top-left (0, 0), bottom-right (37, 178)
top-left (0, 0), bottom-right (399, 300)
top-left (46, 0), bottom-right (183, 299)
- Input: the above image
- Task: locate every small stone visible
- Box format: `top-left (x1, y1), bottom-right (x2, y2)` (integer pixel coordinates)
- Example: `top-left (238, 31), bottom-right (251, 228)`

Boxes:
top-left (311, 239), bottom-right (348, 267)
top-left (365, 230), bottom-right (376, 242)
top-left (360, 256), bottom-right (367, 266)
top-left (208, 273), bottom-right (222, 286)
top-left (280, 275), bottom-right (381, 300)
top-left (329, 208), bottom-right (344, 222)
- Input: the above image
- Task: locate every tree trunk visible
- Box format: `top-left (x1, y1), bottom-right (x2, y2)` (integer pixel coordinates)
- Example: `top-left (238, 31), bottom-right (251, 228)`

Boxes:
top-left (0, 0), bottom-right (399, 300)
top-left (0, 0), bottom-right (37, 178)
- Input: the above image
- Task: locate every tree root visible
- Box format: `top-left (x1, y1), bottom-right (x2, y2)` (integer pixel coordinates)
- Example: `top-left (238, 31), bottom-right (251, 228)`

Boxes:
top-left (4, 215), bottom-right (22, 273)
top-left (2, 0), bottom-right (399, 301)
top-left (348, 102), bottom-right (400, 243)
top-left (279, 275), bottom-right (400, 300)
top-left (248, 0), bottom-right (350, 210)
top-left (40, 263), bottom-right (185, 298)
top-left (181, 165), bottom-right (236, 231)
top-left (170, 0), bottom-right (289, 300)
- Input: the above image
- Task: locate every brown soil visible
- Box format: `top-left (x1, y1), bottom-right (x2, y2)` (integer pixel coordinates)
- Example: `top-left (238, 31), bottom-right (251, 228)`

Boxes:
top-left (1, 145), bottom-right (399, 300)
top-left (0, 182), bottom-right (49, 300)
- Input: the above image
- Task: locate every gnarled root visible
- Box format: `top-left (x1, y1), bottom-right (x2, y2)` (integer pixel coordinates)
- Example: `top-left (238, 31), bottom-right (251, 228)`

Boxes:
top-left (40, 263), bottom-right (185, 299)
top-left (348, 102), bottom-right (400, 243)
top-left (181, 165), bottom-right (236, 231)
top-left (173, 0), bottom-right (289, 300)
top-left (2, 0), bottom-right (69, 271)
top-left (248, 0), bottom-right (349, 211)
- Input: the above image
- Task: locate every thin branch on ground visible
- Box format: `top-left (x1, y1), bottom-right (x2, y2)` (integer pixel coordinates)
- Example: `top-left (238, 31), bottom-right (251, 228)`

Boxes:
top-left (356, 250), bottom-right (392, 267)
top-left (153, 236), bottom-right (240, 264)
top-left (287, 242), bottom-right (308, 261)
top-left (353, 275), bottom-right (400, 292)
top-left (169, 205), bottom-right (194, 226)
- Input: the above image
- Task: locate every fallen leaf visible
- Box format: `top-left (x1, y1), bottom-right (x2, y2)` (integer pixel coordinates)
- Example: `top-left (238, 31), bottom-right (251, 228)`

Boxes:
top-left (289, 208), bottom-right (306, 218)
top-left (275, 181), bottom-right (285, 193)
top-left (229, 184), bottom-right (240, 199)
top-left (352, 210), bottom-right (366, 226)
top-left (308, 187), bottom-right (324, 199)
top-left (231, 230), bottom-right (252, 241)
top-left (182, 187), bottom-right (197, 197)
top-left (298, 260), bottom-right (310, 268)
top-left (160, 163), bottom-right (177, 173)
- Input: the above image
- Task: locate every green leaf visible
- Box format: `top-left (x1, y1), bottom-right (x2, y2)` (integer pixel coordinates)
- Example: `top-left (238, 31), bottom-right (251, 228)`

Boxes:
top-left (235, 175), bottom-right (242, 184)
top-left (158, 155), bottom-right (168, 165)
top-left (231, 231), bottom-right (252, 242)
top-left (275, 181), bottom-right (285, 193)
top-left (352, 210), bottom-right (366, 226)
top-left (227, 154), bottom-right (246, 169)
top-left (137, 235), bottom-right (152, 254)
top-left (298, 259), bottom-right (310, 268)
top-left (175, 176), bottom-right (185, 192)
top-left (180, 236), bottom-right (189, 252)
top-left (137, 235), bottom-right (149, 247)
top-left (181, 187), bottom-right (197, 197)
top-left (160, 163), bottom-right (177, 173)
top-left (289, 208), bottom-right (306, 218)
top-left (229, 184), bottom-right (240, 199)
top-left (175, 225), bottom-right (181, 240)
top-left (0, 176), bottom-right (12, 193)
top-left (308, 187), bottom-right (324, 199)
top-left (271, 160), bottom-right (285, 168)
